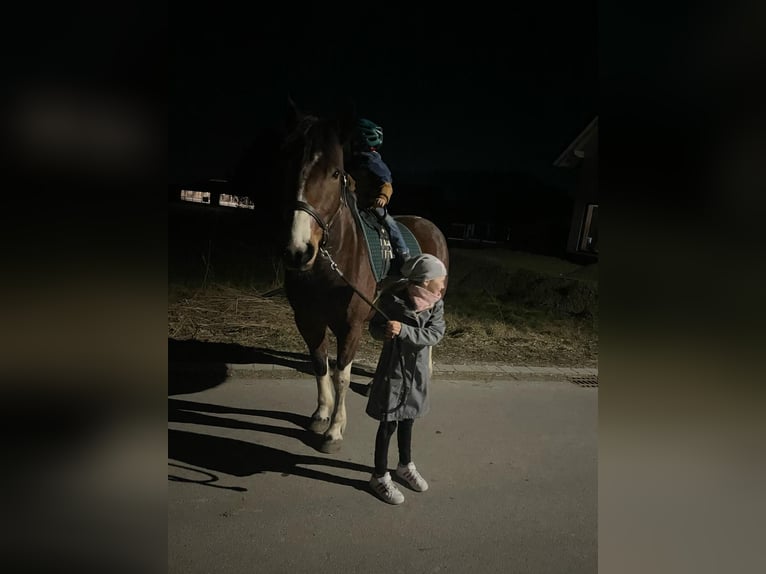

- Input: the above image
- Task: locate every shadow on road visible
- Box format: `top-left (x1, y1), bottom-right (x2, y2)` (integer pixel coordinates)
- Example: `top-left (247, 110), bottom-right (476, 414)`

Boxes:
top-left (168, 427), bottom-right (372, 493)
top-left (349, 381), bottom-right (372, 397)
top-left (168, 399), bottom-right (373, 492)
top-left (168, 338), bottom-right (376, 396)
top-left (168, 338), bottom-right (313, 395)
top-left (169, 398), bottom-right (316, 448)
top-left (168, 462), bottom-right (248, 492)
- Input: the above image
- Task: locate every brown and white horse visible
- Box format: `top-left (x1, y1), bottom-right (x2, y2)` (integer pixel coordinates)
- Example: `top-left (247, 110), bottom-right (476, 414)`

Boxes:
top-left (280, 103), bottom-right (449, 453)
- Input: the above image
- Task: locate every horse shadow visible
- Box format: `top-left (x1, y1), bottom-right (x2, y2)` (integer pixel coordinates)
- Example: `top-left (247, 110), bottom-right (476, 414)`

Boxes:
top-left (168, 398), bottom-right (373, 493)
top-left (168, 337), bottom-right (313, 396)
top-left (168, 337), bottom-right (376, 488)
top-left (168, 337), bottom-right (375, 396)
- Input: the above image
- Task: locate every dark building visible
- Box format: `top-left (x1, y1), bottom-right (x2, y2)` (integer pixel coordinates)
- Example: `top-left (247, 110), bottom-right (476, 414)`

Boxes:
top-left (554, 116), bottom-right (598, 261)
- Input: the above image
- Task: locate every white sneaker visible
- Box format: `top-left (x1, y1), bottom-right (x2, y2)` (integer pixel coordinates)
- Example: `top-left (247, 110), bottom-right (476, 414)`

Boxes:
top-left (369, 472), bottom-right (405, 505)
top-left (396, 462), bottom-right (429, 492)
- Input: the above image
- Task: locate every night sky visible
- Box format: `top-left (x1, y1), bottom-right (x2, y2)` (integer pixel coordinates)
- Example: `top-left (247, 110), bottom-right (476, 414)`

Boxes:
top-left (171, 5), bottom-right (597, 190)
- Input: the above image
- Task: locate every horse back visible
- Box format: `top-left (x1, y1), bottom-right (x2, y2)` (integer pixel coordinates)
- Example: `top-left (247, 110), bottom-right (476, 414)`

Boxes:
top-left (394, 215), bottom-right (450, 292)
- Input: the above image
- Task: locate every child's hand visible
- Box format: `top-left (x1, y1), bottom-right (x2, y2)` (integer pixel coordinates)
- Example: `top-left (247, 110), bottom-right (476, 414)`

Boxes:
top-left (385, 321), bottom-right (401, 339)
top-left (374, 197), bottom-right (387, 208)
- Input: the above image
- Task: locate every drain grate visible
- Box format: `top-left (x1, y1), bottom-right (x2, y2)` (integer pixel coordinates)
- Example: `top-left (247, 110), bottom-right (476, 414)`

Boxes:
top-left (569, 375), bottom-right (598, 388)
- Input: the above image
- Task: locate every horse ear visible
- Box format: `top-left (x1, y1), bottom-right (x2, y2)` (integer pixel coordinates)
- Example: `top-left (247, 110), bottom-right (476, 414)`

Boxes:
top-left (285, 95), bottom-right (303, 131)
top-left (336, 99), bottom-right (357, 145)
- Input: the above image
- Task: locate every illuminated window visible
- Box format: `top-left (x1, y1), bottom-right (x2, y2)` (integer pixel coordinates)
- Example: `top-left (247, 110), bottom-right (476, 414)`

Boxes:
top-left (219, 194), bottom-right (255, 209)
top-left (180, 189), bottom-right (210, 204)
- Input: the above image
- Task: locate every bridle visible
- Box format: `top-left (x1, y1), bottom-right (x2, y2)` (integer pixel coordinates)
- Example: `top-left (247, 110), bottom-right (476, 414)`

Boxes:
top-left (294, 171), bottom-right (349, 248)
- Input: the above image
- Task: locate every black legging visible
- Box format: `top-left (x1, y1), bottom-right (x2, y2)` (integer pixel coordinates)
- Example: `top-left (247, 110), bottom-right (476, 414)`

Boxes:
top-left (374, 419), bottom-right (414, 476)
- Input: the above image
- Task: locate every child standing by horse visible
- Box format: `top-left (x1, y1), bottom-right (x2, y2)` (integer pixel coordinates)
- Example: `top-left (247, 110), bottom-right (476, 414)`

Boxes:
top-left (345, 118), bottom-right (411, 274)
top-left (366, 254), bottom-right (448, 505)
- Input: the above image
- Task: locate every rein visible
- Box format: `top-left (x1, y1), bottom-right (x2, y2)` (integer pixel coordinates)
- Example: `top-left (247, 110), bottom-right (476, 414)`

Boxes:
top-left (324, 242), bottom-right (407, 418)
top-left (319, 245), bottom-right (391, 321)
top-left (296, 171), bottom-right (391, 321)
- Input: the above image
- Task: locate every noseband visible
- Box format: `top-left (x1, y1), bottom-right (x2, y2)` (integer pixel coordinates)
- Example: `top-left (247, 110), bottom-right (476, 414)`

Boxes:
top-left (295, 172), bottom-right (349, 247)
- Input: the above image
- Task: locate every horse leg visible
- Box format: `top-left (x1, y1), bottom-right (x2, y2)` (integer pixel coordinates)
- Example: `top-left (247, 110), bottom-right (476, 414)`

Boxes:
top-left (319, 321), bottom-right (363, 454)
top-left (295, 315), bottom-right (333, 434)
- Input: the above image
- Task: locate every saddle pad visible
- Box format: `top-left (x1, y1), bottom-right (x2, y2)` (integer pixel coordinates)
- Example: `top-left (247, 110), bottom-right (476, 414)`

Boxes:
top-left (358, 208), bottom-right (392, 282)
top-left (350, 196), bottom-right (422, 282)
top-left (394, 217), bottom-right (422, 260)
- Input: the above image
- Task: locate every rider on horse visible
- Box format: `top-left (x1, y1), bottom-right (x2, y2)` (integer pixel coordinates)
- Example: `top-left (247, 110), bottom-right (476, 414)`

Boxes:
top-left (345, 118), bottom-right (411, 275)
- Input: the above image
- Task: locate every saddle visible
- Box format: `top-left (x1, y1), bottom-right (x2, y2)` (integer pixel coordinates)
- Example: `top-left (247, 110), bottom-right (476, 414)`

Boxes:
top-left (359, 208), bottom-right (394, 280)
top-left (347, 193), bottom-right (421, 285)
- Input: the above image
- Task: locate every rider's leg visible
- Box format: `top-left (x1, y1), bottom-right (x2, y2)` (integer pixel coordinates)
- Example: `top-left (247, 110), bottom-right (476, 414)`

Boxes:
top-left (382, 212), bottom-right (410, 271)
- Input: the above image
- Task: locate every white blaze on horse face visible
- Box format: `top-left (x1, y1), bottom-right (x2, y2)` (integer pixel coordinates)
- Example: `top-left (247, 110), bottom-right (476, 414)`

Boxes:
top-left (287, 151), bottom-right (322, 255)
top-left (288, 210), bottom-right (313, 253)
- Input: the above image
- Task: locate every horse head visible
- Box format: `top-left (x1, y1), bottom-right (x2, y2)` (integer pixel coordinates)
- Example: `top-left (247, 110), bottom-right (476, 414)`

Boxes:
top-left (281, 101), bottom-right (355, 271)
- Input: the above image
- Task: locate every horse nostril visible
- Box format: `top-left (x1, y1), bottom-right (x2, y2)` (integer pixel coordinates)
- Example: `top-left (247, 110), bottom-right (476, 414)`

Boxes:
top-left (284, 243), bottom-right (315, 269)
top-left (300, 243), bottom-right (315, 265)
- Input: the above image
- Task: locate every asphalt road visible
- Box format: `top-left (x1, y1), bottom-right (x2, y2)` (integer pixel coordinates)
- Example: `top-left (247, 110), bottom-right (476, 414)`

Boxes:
top-left (168, 374), bottom-right (597, 574)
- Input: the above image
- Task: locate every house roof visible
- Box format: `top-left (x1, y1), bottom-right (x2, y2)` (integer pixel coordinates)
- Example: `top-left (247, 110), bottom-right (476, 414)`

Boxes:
top-left (553, 116), bottom-right (598, 168)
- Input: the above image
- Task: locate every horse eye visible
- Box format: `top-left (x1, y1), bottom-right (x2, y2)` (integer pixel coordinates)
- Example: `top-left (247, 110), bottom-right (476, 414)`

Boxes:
top-left (332, 170), bottom-right (340, 179)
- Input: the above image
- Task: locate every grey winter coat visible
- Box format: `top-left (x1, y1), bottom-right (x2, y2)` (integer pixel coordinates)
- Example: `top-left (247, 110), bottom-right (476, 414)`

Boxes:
top-left (365, 287), bottom-right (446, 422)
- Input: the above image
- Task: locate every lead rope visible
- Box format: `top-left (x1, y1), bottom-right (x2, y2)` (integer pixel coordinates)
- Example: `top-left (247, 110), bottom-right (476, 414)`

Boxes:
top-left (381, 337), bottom-right (409, 418)
top-left (318, 245), bottom-right (410, 417)
top-left (318, 246), bottom-right (390, 321)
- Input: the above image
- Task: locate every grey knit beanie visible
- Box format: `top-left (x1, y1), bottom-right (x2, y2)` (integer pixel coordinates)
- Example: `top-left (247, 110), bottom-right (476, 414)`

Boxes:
top-left (400, 254), bottom-right (447, 283)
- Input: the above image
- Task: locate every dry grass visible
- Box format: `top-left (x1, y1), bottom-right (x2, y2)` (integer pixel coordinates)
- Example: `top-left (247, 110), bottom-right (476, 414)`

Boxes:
top-left (441, 312), bottom-right (597, 366)
top-left (169, 203), bottom-right (598, 367)
top-left (169, 282), bottom-right (598, 368)
top-left (169, 284), bottom-right (308, 354)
